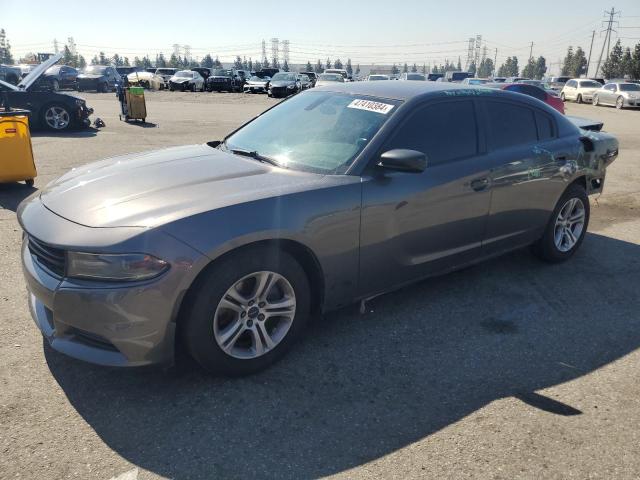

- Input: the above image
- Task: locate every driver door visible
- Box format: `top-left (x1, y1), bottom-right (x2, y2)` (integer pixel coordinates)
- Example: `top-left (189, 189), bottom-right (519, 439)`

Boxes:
top-left (358, 99), bottom-right (492, 297)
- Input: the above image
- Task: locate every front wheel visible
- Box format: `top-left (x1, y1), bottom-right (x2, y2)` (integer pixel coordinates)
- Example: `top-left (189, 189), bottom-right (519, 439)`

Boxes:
top-left (182, 248), bottom-right (310, 376)
top-left (576, 94), bottom-right (582, 104)
top-left (560, 92), bottom-right (566, 101)
top-left (593, 94), bottom-right (599, 106)
top-left (616, 96), bottom-right (624, 109)
top-left (531, 183), bottom-right (589, 263)
top-left (41, 104), bottom-right (72, 131)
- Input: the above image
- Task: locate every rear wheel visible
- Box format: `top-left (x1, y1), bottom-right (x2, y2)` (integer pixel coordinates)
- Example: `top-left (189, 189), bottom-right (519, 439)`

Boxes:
top-left (532, 183), bottom-right (589, 263)
top-left (616, 96), bottom-right (624, 109)
top-left (182, 247), bottom-right (310, 376)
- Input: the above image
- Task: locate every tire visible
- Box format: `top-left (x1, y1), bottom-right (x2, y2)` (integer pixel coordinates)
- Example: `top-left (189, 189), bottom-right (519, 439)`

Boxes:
top-left (531, 183), bottom-right (590, 263)
top-left (41, 104), bottom-right (72, 131)
top-left (169, 85), bottom-right (174, 92)
top-left (593, 94), bottom-right (599, 106)
top-left (616, 96), bottom-right (624, 109)
top-left (576, 94), bottom-right (582, 104)
top-left (560, 92), bottom-right (566, 101)
top-left (97, 82), bottom-right (107, 93)
top-left (182, 247), bottom-right (311, 376)
top-left (25, 179), bottom-right (34, 187)
top-left (191, 83), bottom-right (196, 92)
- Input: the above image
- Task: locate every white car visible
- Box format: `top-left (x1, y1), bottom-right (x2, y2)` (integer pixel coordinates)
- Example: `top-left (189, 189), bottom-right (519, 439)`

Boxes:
top-left (592, 82), bottom-right (640, 109)
top-left (560, 79), bottom-right (602, 104)
top-left (168, 70), bottom-right (205, 92)
top-left (367, 74), bottom-right (390, 81)
top-left (315, 73), bottom-right (345, 87)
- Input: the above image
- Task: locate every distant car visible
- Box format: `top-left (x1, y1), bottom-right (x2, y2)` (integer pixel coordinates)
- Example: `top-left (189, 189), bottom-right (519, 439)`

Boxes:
top-left (400, 72), bottom-right (426, 81)
top-left (315, 73), bottom-right (345, 87)
top-left (548, 76), bottom-right (571, 92)
top-left (324, 68), bottom-right (350, 81)
top-left (169, 70), bottom-right (205, 92)
top-left (0, 53), bottom-right (93, 131)
top-left (191, 67), bottom-right (212, 82)
top-left (207, 69), bottom-right (244, 92)
top-left (560, 79), bottom-right (602, 104)
top-left (299, 74), bottom-right (312, 90)
top-left (243, 75), bottom-right (270, 93)
top-left (492, 77), bottom-right (507, 83)
top-left (506, 77), bottom-right (530, 83)
top-left (16, 64), bottom-right (36, 79)
top-left (592, 82), bottom-right (640, 109)
top-left (461, 77), bottom-right (490, 85)
top-left (254, 68), bottom-right (280, 79)
top-left (427, 73), bottom-right (444, 81)
top-left (42, 65), bottom-right (78, 91)
top-left (367, 74), bottom-right (389, 81)
top-left (0, 64), bottom-right (21, 85)
top-left (154, 68), bottom-right (178, 88)
top-left (300, 71), bottom-right (317, 86)
top-left (268, 72), bottom-right (301, 98)
top-left (445, 71), bottom-right (472, 82)
top-left (77, 65), bottom-right (120, 92)
top-left (485, 82), bottom-right (565, 114)
top-left (116, 66), bottom-right (143, 77)
top-left (145, 67), bottom-right (157, 73)
top-left (127, 71), bottom-right (165, 90)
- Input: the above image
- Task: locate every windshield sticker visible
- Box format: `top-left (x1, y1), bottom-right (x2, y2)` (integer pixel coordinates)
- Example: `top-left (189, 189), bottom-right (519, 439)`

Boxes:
top-left (348, 99), bottom-right (395, 115)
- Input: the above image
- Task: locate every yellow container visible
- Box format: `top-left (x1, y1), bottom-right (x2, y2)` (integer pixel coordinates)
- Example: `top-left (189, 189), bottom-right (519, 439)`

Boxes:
top-left (125, 88), bottom-right (147, 122)
top-left (0, 110), bottom-right (36, 186)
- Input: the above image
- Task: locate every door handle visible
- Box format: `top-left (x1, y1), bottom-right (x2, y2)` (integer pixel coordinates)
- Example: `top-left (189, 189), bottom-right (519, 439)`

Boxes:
top-left (470, 177), bottom-right (490, 192)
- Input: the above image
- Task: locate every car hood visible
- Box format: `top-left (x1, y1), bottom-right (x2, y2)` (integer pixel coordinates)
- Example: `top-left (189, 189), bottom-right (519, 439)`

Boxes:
top-left (39, 144), bottom-right (328, 228)
top-left (170, 77), bottom-right (191, 83)
top-left (77, 74), bottom-right (105, 80)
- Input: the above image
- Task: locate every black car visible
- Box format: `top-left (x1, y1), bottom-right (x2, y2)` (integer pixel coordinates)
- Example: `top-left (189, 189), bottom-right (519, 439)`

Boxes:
top-left (0, 55), bottom-right (93, 132)
top-left (42, 65), bottom-right (78, 91)
top-left (115, 66), bottom-right (143, 77)
top-left (268, 72), bottom-right (301, 98)
top-left (300, 71), bottom-right (317, 86)
top-left (0, 65), bottom-right (21, 85)
top-left (427, 73), bottom-right (444, 81)
top-left (206, 69), bottom-right (245, 92)
top-left (77, 65), bottom-right (121, 92)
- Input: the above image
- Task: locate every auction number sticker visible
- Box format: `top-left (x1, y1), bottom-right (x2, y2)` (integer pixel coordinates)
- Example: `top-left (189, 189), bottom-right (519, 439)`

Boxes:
top-left (348, 99), bottom-right (395, 115)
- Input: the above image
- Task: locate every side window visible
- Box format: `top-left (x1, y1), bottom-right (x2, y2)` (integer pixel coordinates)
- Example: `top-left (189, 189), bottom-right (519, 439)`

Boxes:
top-left (535, 111), bottom-right (555, 140)
top-left (486, 101), bottom-right (538, 150)
top-left (384, 100), bottom-right (478, 165)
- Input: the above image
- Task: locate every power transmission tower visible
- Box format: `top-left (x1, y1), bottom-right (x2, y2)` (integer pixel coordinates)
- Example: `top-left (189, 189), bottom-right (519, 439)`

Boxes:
top-left (493, 48), bottom-right (498, 76)
top-left (282, 39), bottom-right (290, 66)
top-left (595, 7), bottom-right (620, 77)
top-left (53, 38), bottom-right (59, 54)
top-left (67, 37), bottom-right (76, 56)
top-left (586, 30), bottom-right (596, 77)
top-left (184, 45), bottom-right (191, 62)
top-left (529, 42), bottom-right (534, 60)
top-left (261, 40), bottom-right (268, 65)
top-left (271, 38), bottom-right (279, 67)
top-left (172, 44), bottom-right (181, 57)
top-left (474, 35), bottom-right (482, 69)
top-left (465, 37), bottom-right (475, 70)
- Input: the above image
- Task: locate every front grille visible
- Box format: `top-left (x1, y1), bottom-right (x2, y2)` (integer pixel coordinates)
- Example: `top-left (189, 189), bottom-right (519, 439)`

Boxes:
top-left (28, 236), bottom-right (66, 277)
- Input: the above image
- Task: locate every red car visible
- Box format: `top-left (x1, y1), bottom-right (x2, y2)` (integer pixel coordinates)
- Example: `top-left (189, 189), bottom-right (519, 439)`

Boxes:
top-left (499, 83), bottom-right (565, 114)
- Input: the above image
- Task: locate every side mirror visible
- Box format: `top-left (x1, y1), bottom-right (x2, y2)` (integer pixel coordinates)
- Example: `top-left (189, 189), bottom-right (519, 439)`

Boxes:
top-left (378, 149), bottom-right (427, 173)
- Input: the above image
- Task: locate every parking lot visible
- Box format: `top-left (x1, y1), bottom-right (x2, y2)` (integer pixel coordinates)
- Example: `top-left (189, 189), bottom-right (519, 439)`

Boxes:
top-left (1, 91), bottom-right (640, 480)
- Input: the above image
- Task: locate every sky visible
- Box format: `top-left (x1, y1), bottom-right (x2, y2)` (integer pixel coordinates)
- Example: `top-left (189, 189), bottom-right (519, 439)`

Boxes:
top-left (2, 0), bottom-right (640, 74)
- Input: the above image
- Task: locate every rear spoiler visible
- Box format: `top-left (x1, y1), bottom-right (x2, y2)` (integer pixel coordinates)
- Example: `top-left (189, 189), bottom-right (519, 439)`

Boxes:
top-left (566, 115), bottom-right (603, 132)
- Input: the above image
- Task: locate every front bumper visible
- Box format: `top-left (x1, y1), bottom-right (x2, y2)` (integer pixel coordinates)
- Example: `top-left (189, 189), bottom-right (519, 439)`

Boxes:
top-left (19, 200), bottom-right (203, 367)
top-left (623, 97), bottom-right (640, 107)
top-left (244, 84), bottom-right (267, 93)
top-left (269, 86), bottom-right (295, 97)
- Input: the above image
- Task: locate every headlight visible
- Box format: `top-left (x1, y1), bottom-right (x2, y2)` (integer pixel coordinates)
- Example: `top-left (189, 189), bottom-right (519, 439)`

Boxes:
top-left (67, 252), bottom-right (169, 281)
top-left (75, 99), bottom-right (85, 106)
top-left (287, 84), bottom-right (295, 89)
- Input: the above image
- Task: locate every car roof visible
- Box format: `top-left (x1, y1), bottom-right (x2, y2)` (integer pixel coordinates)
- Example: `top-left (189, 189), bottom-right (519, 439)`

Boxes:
top-left (314, 80), bottom-right (494, 101)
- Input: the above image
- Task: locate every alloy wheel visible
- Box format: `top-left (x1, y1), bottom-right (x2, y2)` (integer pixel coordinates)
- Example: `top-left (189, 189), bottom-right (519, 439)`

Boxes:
top-left (554, 197), bottom-right (585, 253)
top-left (213, 271), bottom-right (296, 360)
top-left (44, 106), bottom-right (70, 130)
top-left (616, 97), bottom-right (624, 109)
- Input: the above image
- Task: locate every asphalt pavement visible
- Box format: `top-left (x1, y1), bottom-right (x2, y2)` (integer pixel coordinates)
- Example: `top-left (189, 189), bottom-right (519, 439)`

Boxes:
top-left (1, 91), bottom-right (639, 480)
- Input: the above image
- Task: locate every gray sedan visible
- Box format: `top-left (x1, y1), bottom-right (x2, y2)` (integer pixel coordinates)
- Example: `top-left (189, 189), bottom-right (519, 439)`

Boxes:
top-left (18, 82), bottom-right (619, 376)
top-left (592, 82), bottom-right (640, 109)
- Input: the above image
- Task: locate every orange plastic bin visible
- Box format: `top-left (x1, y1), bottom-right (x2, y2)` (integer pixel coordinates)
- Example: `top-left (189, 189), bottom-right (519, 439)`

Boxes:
top-left (0, 109), bottom-right (36, 186)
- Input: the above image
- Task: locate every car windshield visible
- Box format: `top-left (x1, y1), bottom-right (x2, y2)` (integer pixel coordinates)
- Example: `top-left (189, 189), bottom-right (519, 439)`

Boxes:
top-left (213, 69), bottom-right (231, 77)
top-left (249, 76), bottom-right (267, 82)
top-left (224, 91), bottom-right (401, 174)
top-left (406, 74), bottom-right (426, 80)
top-left (318, 74), bottom-right (343, 82)
top-left (580, 81), bottom-right (601, 88)
top-left (83, 66), bottom-right (107, 74)
top-left (619, 83), bottom-right (640, 91)
top-left (272, 73), bottom-right (297, 81)
top-left (175, 71), bottom-right (192, 78)
top-left (369, 75), bottom-right (388, 81)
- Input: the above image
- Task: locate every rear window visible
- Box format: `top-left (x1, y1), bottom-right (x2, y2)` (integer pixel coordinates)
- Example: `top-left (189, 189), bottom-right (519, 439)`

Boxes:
top-left (486, 101), bottom-right (538, 150)
top-left (579, 81), bottom-right (600, 88)
top-left (385, 100), bottom-right (478, 165)
top-left (535, 112), bottom-right (555, 140)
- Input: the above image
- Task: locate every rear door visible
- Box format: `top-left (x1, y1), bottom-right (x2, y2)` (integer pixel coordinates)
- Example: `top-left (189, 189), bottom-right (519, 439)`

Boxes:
top-left (480, 98), bottom-right (575, 255)
top-left (359, 98), bottom-right (492, 297)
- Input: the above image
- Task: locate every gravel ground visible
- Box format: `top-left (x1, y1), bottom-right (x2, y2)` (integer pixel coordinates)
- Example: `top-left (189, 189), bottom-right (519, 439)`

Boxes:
top-left (1, 91), bottom-right (639, 480)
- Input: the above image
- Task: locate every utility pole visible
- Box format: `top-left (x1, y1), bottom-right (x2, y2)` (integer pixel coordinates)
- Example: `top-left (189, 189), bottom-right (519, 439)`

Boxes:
top-left (586, 30), bottom-right (595, 77)
top-left (493, 48), bottom-right (498, 77)
top-left (595, 7), bottom-right (619, 77)
top-left (529, 42), bottom-right (534, 60)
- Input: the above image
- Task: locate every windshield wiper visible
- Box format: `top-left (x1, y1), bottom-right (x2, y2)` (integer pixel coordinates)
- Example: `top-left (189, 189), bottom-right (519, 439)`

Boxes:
top-left (228, 147), bottom-right (282, 168)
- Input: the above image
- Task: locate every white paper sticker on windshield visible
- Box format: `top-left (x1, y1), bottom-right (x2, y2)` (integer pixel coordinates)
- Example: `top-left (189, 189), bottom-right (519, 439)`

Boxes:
top-left (348, 99), bottom-right (395, 115)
